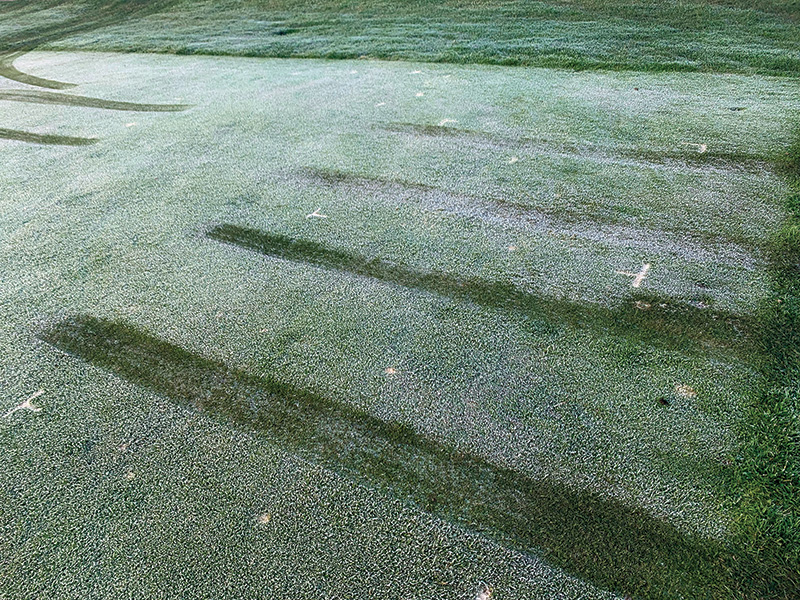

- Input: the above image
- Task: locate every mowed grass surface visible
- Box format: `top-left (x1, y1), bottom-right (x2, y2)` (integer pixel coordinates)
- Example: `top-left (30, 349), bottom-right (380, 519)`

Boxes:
top-left (0, 51), bottom-right (798, 598)
top-left (0, 0), bottom-right (799, 76)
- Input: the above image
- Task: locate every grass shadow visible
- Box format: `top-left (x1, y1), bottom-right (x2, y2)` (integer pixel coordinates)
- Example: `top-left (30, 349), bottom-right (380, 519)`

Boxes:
top-left (0, 89), bottom-right (188, 111)
top-left (0, 126), bottom-right (96, 145)
top-left (39, 314), bottom-right (732, 599)
top-left (0, 51), bottom-right (75, 89)
top-left (206, 223), bottom-right (756, 356)
top-left (383, 122), bottom-right (775, 174)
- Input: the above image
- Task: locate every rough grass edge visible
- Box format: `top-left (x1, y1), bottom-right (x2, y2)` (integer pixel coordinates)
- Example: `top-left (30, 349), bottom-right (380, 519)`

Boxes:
top-left (37, 43), bottom-right (800, 79)
top-left (730, 133), bottom-right (800, 599)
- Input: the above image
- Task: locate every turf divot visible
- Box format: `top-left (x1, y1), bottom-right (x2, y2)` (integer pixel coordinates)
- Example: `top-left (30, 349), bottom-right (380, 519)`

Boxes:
top-left (206, 223), bottom-right (755, 354)
top-left (39, 314), bottom-right (731, 599)
top-left (0, 89), bottom-right (188, 112)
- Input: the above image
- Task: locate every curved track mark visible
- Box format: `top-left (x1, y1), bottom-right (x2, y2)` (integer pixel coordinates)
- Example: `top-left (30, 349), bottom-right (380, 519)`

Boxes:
top-left (0, 52), bottom-right (75, 89)
top-left (0, 127), bottom-right (97, 145)
top-left (0, 88), bottom-right (188, 112)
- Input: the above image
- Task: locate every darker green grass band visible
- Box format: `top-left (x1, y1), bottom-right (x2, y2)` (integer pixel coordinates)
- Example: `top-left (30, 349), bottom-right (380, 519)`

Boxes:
top-left (0, 52), bottom-right (75, 89)
top-left (39, 314), bottom-right (731, 599)
top-left (0, 89), bottom-right (189, 112)
top-left (383, 123), bottom-right (776, 173)
top-left (0, 127), bottom-right (96, 145)
top-left (206, 223), bottom-right (756, 355)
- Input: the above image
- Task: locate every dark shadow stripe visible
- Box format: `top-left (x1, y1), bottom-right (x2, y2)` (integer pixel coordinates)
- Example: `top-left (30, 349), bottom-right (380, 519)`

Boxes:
top-left (0, 89), bottom-right (188, 111)
top-left (0, 52), bottom-right (75, 89)
top-left (39, 314), bottom-right (731, 599)
top-left (206, 223), bottom-right (756, 355)
top-left (0, 126), bottom-right (96, 145)
top-left (383, 122), bottom-right (774, 174)
top-left (292, 166), bottom-right (762, 268)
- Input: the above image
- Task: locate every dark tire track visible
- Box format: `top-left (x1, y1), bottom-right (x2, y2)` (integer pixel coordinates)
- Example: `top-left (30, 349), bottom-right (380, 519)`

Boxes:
top-left (0, 52), bottom-right (75, 89)
top-left (0, 1), bottom-right (180, 54)
top-left (39, 314), bottom-right (733, 600)
top-left (383, 122), bottom-right (775, 175)
top-left (0, 1), bottom-right (179, 88)
top-left (0, 126), bottom-right (96, 145)
top-left (206, 223), bottom-right (756, 355)
top-left (0, 89), bottom-right (188, 111)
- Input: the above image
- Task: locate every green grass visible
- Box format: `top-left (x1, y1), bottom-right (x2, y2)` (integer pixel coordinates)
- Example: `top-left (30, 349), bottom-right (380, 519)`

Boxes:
top-left (1, 50), bottom-right (797, 598)
top-left (0, 1), bottom-right (798, 76)
top-left (0, 2), bottom-right (799, 599)
top-left (729, 136), bottom-right (800, 598)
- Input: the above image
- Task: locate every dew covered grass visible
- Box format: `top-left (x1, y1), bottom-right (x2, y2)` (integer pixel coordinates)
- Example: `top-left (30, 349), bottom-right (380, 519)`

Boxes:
top-left (0, 48), bottom-right (798, 598)
top-left (1, 0), bottom-right (798, 76)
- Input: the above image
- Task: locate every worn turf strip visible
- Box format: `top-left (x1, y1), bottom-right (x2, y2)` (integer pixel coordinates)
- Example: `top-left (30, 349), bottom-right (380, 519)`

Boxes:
top-left (39, 314), bottom-right (731, 599)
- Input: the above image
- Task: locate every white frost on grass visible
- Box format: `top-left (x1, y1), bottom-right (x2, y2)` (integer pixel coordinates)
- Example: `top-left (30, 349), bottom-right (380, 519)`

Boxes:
top-left (476, 582), bottom-right (493, 600)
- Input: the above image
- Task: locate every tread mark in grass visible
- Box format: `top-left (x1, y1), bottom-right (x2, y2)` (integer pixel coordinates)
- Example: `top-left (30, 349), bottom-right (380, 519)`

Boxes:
top-left (0, 127), bottom-right (97, 145)
top-left (292, 166), bottom-right (763, 262)
top-left (0, 1), bottom-right (179, 92)
top-left (383, 122), bottom-right (774, 174)
top-left (0, 52), bottom-right (75, 89)
top-left (39, 314), bottom-right (731, 599)
top-left (0, 89), bottom-right (189, 112)
top-left (206, 223), bottom-right (755, 355)
top-left (0, 1), bottom-right (180, 56)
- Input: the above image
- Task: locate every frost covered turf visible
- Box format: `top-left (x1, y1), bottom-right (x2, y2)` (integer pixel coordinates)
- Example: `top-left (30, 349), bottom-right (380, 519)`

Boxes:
top-left (0, 3), bottom-right (799, 600)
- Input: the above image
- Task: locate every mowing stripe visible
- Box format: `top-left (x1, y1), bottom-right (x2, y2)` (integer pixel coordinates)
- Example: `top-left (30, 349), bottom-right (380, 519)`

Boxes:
top-left (0, 89), bottom-right (189, 112)
top-left (292, 166), bottom-right (760, 267)
top-left (0, 127), bottom-right (97, 145)
top-left (0, 52), bottom-right (75, 89)
top-left (206, 223), bottom-right (755, 354)
top-left (39, 314), bottom-right (730, 599)
top-left (0, 1), bottom-right (180, 55)
top-left (383, 122), bottom-right (774, 174)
